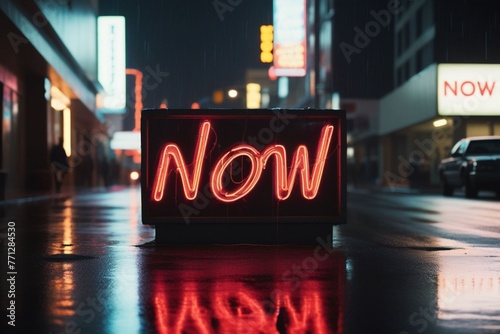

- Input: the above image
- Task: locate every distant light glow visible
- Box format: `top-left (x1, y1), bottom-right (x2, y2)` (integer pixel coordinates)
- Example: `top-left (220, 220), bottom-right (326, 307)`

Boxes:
top-left (268, 66), bottom-right (277, 81)
top-left (228, 89), bottom-right (238, 98)
top-left (246, 83), bottom-right (261, 109)
top-left (278, 77), bottom-right (289, 98)
top-left (260, 25), bottom-right (274, 63)
top-left (433, 119), bottom-right (448, 128)
top-left (346, 147), bottom-right (354, 159)
top-left (111, 131), bottom-right (141, 150)
top-left (130, 171), bottom-right (140, 181)
top-left (126, 69), bottom-right (143, 131)
top-left (332, 92), bottom-right (340, 109)
top-left (50, 86), bottom-right (70, 111)
top-left (63, 108), bottom-right (71, 157)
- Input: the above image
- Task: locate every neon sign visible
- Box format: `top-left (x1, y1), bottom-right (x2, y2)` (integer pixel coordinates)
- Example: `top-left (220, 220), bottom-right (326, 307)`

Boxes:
top-left (151, 121), bottom-right (334, 203)
top-left (142, 109), bottom-right (345, 226)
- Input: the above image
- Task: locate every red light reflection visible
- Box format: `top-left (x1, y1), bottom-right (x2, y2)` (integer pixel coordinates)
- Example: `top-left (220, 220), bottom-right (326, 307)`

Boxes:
top-left (149, 248), bottom-right (345, 333)
top-left (153, 280), bottom-right (338, 333)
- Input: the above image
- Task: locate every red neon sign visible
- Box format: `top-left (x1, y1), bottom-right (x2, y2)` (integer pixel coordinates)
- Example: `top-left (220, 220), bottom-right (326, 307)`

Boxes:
top-left (142, 109), bottom-right (345, 225)
top-left (151, 121), bottom-right (334, 203)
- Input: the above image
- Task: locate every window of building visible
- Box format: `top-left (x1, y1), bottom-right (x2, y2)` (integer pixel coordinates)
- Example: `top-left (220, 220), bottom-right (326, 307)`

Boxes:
top-left (416, 48), bottom-right (423, 73)
top-left (404, 23), bottom-right (411, 50)
top-left (397, 66), bottom-right (404, 86)
top-left (397, 30), bottom-right (403, 56)
top-left (404, 60), bottom-right (410, 81)
top-left (416, 6), bottom-right (423, 37)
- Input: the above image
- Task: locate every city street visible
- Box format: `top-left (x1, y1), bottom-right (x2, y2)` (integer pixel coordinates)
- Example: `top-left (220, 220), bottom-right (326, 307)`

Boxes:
top-left (1, 186), bottom-right (499, 333)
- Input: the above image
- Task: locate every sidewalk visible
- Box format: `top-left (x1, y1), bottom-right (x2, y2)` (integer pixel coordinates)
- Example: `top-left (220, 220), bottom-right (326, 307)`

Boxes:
top-left (347, 182), bottom-right (442, 195)
top-left (0, 185), bottom-right (129, 205)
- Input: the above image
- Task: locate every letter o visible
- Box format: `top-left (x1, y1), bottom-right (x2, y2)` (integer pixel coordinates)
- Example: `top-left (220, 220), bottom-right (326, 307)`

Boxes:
top-left (33, 12), bottom-right (48, 27)
top-left (461, 81), bottom-right (475, 96)
top-left (365, 21), bottom-right (381, 37)
top-left (409, 150), bottom-right (425, 165)
top-left (211, 145), bottom-right (262, 202)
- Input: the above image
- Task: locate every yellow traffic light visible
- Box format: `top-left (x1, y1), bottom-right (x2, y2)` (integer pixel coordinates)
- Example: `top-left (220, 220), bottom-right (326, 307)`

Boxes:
top-left (260, 25), bottom-right (273, 63)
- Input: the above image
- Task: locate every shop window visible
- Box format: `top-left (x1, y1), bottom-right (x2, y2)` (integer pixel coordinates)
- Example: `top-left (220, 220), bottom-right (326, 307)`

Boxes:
top-left (466, 123), bottom-right (490, 137)
top-left (494, 123), bottom-right (500, 135)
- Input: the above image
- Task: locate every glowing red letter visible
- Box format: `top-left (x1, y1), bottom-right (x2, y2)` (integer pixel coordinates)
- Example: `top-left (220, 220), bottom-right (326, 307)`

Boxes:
top-left (152, 121), bottom-right (211, 201)
top-left (261, 125), bottom-right (334, 200)
top-left (211, 145), bottom-right (262, 203)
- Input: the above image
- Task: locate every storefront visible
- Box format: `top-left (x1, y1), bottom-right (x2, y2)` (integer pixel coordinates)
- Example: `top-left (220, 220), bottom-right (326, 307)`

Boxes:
top-left (0, 1), bottom-right (109, 195)
top-left (379, 63), bottom-right (500, 189)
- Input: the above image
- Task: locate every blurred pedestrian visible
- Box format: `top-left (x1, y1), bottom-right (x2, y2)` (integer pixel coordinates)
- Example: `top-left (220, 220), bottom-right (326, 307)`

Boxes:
top-left (49, 137), bottom-right (69, 193)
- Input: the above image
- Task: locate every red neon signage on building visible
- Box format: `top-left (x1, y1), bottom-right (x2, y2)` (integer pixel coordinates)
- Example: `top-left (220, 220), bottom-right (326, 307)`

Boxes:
top-left (141, 109), bottom-right (345, 225)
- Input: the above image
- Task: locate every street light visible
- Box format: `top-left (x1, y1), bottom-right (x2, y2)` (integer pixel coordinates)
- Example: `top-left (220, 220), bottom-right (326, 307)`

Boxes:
top-left (228, 89), bottom-right (238, 98)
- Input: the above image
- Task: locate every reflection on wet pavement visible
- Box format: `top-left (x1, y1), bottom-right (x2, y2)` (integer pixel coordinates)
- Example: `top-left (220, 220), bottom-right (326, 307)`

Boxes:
top-left (143, 245), bottom-right (345, 333)
top-left (1, 187), bottom-right (500, 333)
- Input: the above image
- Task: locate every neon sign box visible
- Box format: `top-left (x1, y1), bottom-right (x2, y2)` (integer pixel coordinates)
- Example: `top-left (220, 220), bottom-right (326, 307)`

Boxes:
top-left (142, 109), bottom-right (346, 243)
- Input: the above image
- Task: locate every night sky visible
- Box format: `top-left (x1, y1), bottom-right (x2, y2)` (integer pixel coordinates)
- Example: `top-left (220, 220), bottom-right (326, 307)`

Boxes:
top-left (99, 0), bottom-right (273, 110)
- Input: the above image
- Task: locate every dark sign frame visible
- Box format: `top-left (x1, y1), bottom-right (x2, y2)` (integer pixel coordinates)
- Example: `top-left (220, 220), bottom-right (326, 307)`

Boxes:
top-left (141, 109), bottom-right (346, 226)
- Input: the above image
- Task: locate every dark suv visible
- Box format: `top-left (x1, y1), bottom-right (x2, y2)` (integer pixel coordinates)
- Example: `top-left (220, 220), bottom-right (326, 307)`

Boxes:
top-left (439, 136), bottom-right (500, 198)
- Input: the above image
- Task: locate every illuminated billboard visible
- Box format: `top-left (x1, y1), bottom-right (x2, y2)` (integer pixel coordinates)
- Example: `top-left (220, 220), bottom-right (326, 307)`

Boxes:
top-left (273, 0), bottom-right (307, 77)
top-left (438, 64), bottom-right (500, 116)
top-left (141, 109), bottom-right (346, 227)
top-left (97, 16), bottom-right (126, 114)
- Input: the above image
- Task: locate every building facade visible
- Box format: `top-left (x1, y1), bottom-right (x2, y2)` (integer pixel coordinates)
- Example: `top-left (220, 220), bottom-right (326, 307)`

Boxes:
top-left (0, 0), bottom-right (111, 196)
top-left (379, 0), bottom-right (500, 189)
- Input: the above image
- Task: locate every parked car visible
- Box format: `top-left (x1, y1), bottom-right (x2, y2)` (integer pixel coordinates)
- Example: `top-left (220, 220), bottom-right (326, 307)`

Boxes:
top-left (438, 136), bottom-right (500, 198)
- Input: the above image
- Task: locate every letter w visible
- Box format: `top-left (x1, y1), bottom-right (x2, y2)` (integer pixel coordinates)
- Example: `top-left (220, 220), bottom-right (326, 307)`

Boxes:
top-left (152, 121), bottom-right (211, 201)
top-left (261, 124), bottom-right (334, 200)
top-left (477, 81), bottom-right (496, 96)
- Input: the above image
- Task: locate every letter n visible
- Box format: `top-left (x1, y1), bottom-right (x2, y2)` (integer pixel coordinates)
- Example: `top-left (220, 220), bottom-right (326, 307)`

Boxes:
top-left (152, 121), bottom-right (211, 201)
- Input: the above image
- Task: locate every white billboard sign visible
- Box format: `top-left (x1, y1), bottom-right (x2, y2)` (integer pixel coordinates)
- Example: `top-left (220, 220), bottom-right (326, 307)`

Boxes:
top-left (98, 16), bottom-right (126, 114)
top-left (438, 64), bottom-right (500, 116)
top-left (273, 0), bottom-right (306, 77)
top-left (110, 131), bottom-right (140, 150)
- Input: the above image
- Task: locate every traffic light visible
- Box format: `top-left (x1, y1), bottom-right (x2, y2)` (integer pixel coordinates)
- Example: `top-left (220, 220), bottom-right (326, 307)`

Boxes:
top-left (260, 25), bottom-right (273, 63)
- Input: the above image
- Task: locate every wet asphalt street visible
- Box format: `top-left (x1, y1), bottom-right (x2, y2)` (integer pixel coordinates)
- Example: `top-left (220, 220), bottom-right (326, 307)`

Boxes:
top-left (1, 186), bottom-right (499, 334)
